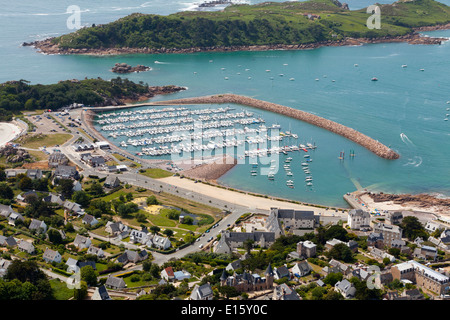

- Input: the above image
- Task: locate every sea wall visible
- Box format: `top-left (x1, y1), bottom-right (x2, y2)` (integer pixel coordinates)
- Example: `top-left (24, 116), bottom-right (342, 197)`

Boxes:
top-left (150, 94), bottom-right (400, 160)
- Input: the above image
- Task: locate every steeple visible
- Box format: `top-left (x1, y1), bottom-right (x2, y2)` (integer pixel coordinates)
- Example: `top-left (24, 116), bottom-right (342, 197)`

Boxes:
top-left (265, 263), bottom-right (274, 277)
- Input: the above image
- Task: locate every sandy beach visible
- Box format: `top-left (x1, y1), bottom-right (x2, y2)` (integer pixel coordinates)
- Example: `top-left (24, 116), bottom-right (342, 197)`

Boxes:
top-left (0, 122), bottom-right (22, 147)
top-left (160, 175), bottom-right (348, 217)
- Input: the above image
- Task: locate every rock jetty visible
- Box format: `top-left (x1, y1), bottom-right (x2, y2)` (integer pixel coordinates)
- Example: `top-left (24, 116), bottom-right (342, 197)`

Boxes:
top-left (151, 94), bottom-right (400, 160)
top-left (111, 63), bottom-right (151, 73)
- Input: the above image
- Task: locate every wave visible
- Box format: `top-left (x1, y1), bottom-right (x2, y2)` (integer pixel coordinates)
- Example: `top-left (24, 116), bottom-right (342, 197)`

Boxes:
top-left (154, 60), bottom-right (170, 64)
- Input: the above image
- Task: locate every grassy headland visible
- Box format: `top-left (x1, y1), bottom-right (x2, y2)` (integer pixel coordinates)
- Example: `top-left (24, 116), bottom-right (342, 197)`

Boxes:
top-left (28, 0), bottom-right (450, 55)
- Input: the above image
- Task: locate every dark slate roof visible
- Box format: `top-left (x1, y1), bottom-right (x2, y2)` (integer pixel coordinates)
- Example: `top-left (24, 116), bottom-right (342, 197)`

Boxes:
top-left (96, 285), bottom-right (111, 300)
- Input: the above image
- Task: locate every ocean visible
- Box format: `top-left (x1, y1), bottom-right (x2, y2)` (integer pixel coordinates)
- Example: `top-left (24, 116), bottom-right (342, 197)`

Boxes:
top-left (1, 0), bottom-right (450, 208)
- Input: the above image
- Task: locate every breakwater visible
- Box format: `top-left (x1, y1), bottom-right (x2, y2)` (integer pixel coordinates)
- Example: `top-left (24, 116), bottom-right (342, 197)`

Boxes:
top-left (148, 94), bottom-right (400, 160)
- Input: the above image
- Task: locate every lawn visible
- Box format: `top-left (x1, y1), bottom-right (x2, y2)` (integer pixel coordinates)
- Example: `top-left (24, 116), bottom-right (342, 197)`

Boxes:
top-left (17, 133), bottom-right (72, 149)
top-left (50, 279), bottom-right (74, 300)
top-left (139, 168), bottom-right (173, 179)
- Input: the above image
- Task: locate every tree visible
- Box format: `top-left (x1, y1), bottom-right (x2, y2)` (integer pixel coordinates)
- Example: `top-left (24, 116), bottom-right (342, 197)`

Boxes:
top-left (146, 195), bottom-right (159, 205)
top-left (163, 229), bottom-right (174, 237)
top-left (18, 176), bottom-right (33, 190)
top-left (57, 178), bottom-right (75, 199)
top-left (150, 226), bottom-right (160, 234)
top-left (325, 225), bottom-right (348, 242)
top-left (72, 190), bottom-right (91, 207)
top-left (0, 182), bottom-right (13, 199)
top-left (328, 243), bottom-right (354, 263)
top-left (88, 182), bottom-right (104, 197)
top-left (80, 265), bottom-right (98, 286)
top-left (243, 239), bottom-right (255, 254)
top-left (311, 286), bottom-right (327, 300)
top-left (323, 272), bottom-right (343, 286)
top-left (218, 285), bottom-right (240, 299)
top-left (47, 229), bottom-right (63, 244)
top-left (401, 216), bottom-right (427, 240)
top-left (73, 281), bottom-right (88, 300)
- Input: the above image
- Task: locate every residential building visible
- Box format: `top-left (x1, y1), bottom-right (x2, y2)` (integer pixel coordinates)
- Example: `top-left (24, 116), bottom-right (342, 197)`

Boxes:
top-left (92, 285), bottom-right (112, 300)
top-left (388, 211), bottom-right (404, 225)
top-left (42, 193), bottom-right (65, 206)
top-left (8, 212), bottom-right (24, 226)
top-left (48, 151), bottom-right (69, 168)
top-left (329, 259), bottom-right (351, 276)
top-left (296, 240), bottom-right (317, 258)
top-left (82, 214), bottom-right (99, 227)
top-left (367, 232), bottom-right (384, 249)
top-left (104, 176), bottom-right (120, 189)
top-left (0, 204), bottom-right (15, 219)
top-left (26, 169), bottom-right (43, 180)
top-left (73, 234), bottom-right (91, 249)
top-left (43, 248), bottom-right (62, 264)
top-left (425, 221), bottom-right (444, 234)
top-left (347, 209), bottom-right (371, 230)
top-left (292, 261), bottom-right (312, 277)
top-left (219, 263), bottom-right (274, 293)
top-left (335, 279), bottom-right (356, 299)
top-left (17, 240), bottom-right (35, 254)
top-left (413, 245), bottom-right (438, 261)
top-left (273, 283), bottom-right (301, 300)
top-left (151, 234), bottom-right (172, 250)
top-left (0, 259), bottom-right (11, 278)
top-left (268, 207), bottom-right (320, 232)
top-left (105, 275), bottom-right (126, 290)
top-left (391, 260), bottom-right (450, 295)
top-left (115, 250), bottom-right (148, 265)
top-left (161, 267), bottom-right (175, 281)
top-left (226, 260), bottom-right (242, 272)
top-left (0, 236), bottom-right (17, 247)
top-left (105, 221), bottom-right (129, 237)
top-left (54, 165), bottom-right (80, 180)
top-left (274, 265), bottom-right (291, 280)
top-left (215, 230), bottom-right (275, 254)
top-left (63, 200), bottom-right (83, 215)
top-left (189, 283), bottom-right (213, 300)
top-left (28, 219), bottom-right (47, 234)
top-left (373, 223), bottom-right (402, 247)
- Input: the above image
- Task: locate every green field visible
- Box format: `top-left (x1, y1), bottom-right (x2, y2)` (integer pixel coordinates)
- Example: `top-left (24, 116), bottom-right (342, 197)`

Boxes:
top-left (17, 133), bottom-right (72, 149)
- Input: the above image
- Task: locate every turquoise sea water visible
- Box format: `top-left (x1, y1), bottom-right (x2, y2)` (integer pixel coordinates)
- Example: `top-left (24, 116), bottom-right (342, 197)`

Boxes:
top-left (1, 0), bottom-right (450, 207)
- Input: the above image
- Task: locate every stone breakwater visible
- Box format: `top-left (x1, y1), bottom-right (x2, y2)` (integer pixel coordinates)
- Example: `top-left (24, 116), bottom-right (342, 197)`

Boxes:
top-left (150, 94), bottom-right (400, 160)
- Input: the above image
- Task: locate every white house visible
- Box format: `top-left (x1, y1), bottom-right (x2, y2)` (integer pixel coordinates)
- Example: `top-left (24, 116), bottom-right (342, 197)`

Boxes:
top-left (335, 279), bottom-right (356, 299)
top-left (189, 283), bottom-right (213, 300)
top-left (292, 261), bottom-right (312, 277)
top-left (73, 234), bottom-right (92, 250)
top-left (151, 235), bottom-right (172, 250)
top-left (347, 209), bottom-right (371, 230)
top-left (29, 219), bottom-right (47, 234)
top-left (82, 214), bottom-right (99, 227)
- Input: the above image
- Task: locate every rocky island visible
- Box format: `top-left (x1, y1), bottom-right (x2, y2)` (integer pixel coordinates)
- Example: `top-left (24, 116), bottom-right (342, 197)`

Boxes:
top-left (111, 63), bottom-right (151, 74)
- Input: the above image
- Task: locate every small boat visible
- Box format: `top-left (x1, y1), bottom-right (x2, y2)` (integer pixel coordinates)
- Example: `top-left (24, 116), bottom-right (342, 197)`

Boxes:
top-left (289, 78), bottom-right (295, 81)
top-left (420, 68), bottom-right (425, 71)
top-left (354, 64), bottom-right (359, 67)
top-left (371, 77), bottom-right (378, 81)
top-left (402, 64), bottom-right (407, 68)
top-left (287, 171), bottom-right (293, 176)
top-left (268, 173), bottom-right (275, 180)
top-left (224, 77), bottom-right (229, 80)
top-left (306, 182), bottom-right (313, 186)
top-left (286, 157), bottom-right (293, 162)
top-left (304, 155), bottom-right (310, 158)
top-left (301, 163), bottom-right (309, 166)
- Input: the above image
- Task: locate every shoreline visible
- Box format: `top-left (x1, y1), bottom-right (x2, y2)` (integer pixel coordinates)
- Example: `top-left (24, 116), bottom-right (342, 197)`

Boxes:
top-left (25, 30), bottom-right (449, 56)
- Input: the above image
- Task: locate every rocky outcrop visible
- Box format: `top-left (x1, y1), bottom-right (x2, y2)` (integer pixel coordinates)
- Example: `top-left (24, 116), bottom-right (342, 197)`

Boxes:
top-left (111, 63), bottom-right (151, 74)
top-left (0, 145), bottom-right (30, 163)
top-left (368, 192), bottom-right (450, 209)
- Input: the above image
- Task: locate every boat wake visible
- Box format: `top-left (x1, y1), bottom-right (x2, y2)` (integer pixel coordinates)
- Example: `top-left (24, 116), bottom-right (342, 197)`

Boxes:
top-left (400, 132), bottom-right (414, 146)
top-left (154, 60), bottom-right (170, 64)
top-left (403, 155), bottom-right (422, 167)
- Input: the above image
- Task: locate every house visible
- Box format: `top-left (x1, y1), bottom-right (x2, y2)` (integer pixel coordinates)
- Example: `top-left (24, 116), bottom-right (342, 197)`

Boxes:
top-left (95, 141), bottom-right (110, 150)
top-left (42, 193), bottom-right (65, 206)
top-left (335, 279), bottom-right (356, 299)
top-left (226, 260), bottom-right (243, 272)
top-left (43, 248), bottom-right (62, 264)
top-left (73, 234), bottom-right (92, 250)
top-left (105, 221), bottom-right (129, 238)
top-left (87, 245), bottom-right (105, 258)
top-left (347, 209), bottom-right (371, 230)
top-left (401, 288), bottom-right (425, 300)
top-left (274, 265), bottom-right (291, 280)
top-left (48, 151), bottom-right (69, 168)
top-left (115, 250), bottom-right (148, 265)
top-left (54, 165), bottom-right (79, 180)
top-left (425, 221), bottom-right (444, 234)
top-left (369, 247), bottom-right (396, 263)
top-left (161, 267), bottom-right (175, 281)
top-left (5, 168), bottom-right (27, 179)
top-left (17, 240), bottom-right (35, 254)
top-left (0, 259), bottom-right (11, 278)
top-left (292, 260), bottom-right (312, 277)
top-left (329, 259), bottom-right (352, 276)
top-left (413, 245), bottom-right (438, 261)
top-left (72, 180), bottom-right (82, 192)
top-left (8, 212), bottom-right (24, 226)
top-left (351, 268), bottom-right (371, 282)
top-left (388, 211), bottom-right (404, 225)
top-left (391, 260), bottom-right (450, 295)
top-left (16, 190), bottom-right (38, 204)
top-left (92, 285), bottom-right (112, 300)
top-left (325, 238), bottom-right (358, 252)
top-left (82, 214), bottom-right (99, 227)
top-left (88, 156), bottom-right (106, 168)
top-left (104, 176), bottom-right (120, 189)
top-left (268, 207), bottom-right (320, 232)
top-left (105, 275), bottom-right (126, 290)
top-left (151, 234), bottom-right (172, 250)
top-left (0, 204), bottom-right (15, 219)
top-left (0, 236), bottom-right (17, 247)
top-left (367, 232), bottom-right (384, 249)
top-left (174, 270), bottom-right (191, 281)
top-left (297, 240), bottom-right (317, 258)
top-left (63, 200), bottom-right (83, 215)
top-left (26, 169), bottom-right (43, 180)
top-left (66, 257), bottom-right (79, 273)
top-left (72, 143), bottom-right (95, 152)
top-left (189, 283), bottom-right (213, 300)
top-left (29, 219), bottom-right (47, 234)
top-left (46, 227), bottom-right (67, 241)
top-left (273, 283), bottom-right (301, 300)
top-left (129, 229), bottom-right (152, 246)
